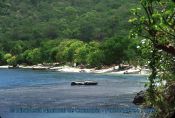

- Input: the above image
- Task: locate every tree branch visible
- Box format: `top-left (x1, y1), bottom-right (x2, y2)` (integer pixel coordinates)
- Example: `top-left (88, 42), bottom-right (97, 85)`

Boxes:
top-left (155, 44), bottom-right (175, 56)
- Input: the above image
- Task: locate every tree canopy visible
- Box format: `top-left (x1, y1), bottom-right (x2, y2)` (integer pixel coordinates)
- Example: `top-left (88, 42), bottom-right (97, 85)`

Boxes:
top-left (130, 0), bottom-right (175, 117)
top-left (0, 0), bottom-right (139, 67)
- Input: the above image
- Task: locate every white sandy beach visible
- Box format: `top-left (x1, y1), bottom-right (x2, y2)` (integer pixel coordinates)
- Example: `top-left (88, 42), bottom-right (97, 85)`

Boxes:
top-left (0, 64), bottom-right (150, 75)
top-left (0, 65), bottom-right (9, 69)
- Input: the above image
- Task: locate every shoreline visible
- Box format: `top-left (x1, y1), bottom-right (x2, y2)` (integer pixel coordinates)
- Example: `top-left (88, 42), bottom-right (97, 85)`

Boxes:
top-left (0, 64), bottom-right (150, 75)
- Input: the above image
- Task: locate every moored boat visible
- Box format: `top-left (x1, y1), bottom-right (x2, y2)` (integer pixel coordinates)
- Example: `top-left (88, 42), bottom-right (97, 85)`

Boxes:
top-left (71, 81), bottom-right (98, 86)
top-left (124, 70), bottom-right (141, 74)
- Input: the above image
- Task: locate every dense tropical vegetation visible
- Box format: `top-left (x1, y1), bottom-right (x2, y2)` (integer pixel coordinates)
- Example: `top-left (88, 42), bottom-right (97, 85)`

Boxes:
top-left (1, 0), bottom-right (175, 117)
top-left (0, 0), bottom-right (138, 67)
top-left (130, 0), bottom-right (175, 117)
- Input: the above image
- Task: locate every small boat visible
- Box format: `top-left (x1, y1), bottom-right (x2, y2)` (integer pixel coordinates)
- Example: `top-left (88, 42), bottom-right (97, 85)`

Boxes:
top-left (124, 70), bottom-right (141, 74)
top-left (32, 67), bottom-right (49, 70)
top-left (84, 81), bottom-right (98, 85)
top-left (71, 81), bottom-right (98, 86)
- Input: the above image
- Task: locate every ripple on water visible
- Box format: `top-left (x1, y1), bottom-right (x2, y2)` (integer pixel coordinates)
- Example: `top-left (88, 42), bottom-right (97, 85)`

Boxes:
top-left (0, 69), bottom-right (149, 118)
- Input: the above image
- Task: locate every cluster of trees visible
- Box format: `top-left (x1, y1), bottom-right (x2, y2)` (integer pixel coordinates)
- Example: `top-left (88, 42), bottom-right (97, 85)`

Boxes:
top-left (0, 0), bottom-right (137, 42)
top-left (0, 0), bottom-right (139, 67)
top-left (0, 37), bottom-right (136, 67)
top-left (130, 0), bottom-right (175, 117)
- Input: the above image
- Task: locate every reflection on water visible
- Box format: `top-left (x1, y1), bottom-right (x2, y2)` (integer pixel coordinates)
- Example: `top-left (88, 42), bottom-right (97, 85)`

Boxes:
top-left (0, 69), bottom-right (148, 118)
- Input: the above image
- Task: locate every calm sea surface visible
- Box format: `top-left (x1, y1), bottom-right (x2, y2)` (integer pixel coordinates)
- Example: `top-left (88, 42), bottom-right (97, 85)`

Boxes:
top-left (0, 69), bottom-right (150, 118)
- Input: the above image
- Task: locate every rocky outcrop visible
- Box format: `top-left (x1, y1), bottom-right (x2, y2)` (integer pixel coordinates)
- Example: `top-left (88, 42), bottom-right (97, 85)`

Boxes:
top-left (133, 90), bottom-right (145, 105)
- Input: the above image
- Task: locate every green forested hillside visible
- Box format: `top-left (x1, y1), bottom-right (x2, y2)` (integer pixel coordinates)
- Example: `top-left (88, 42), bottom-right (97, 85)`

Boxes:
top-left (0, 0), bottom-right (139, 67)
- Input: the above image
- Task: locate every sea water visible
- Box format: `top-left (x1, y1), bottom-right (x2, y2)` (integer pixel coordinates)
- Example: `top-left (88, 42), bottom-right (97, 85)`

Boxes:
top-left (0, 69), bottom-right (150, 118)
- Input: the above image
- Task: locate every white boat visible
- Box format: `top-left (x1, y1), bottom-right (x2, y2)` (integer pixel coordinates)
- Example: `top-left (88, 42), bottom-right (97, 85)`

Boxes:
top-left (124, 70), bottom-right (141, 74)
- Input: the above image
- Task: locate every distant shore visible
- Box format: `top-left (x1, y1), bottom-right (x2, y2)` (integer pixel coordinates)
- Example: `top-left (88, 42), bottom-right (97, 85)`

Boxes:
top-left (0, 64), bottom-right (150, 75)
